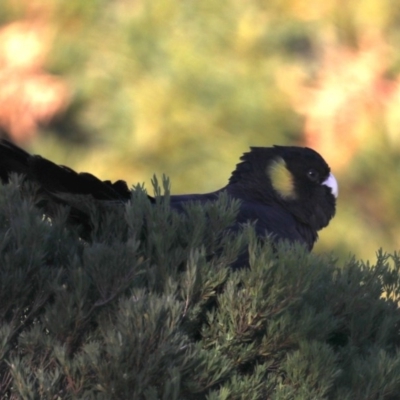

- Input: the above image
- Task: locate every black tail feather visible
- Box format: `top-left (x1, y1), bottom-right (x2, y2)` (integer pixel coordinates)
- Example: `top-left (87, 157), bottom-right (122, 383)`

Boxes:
top-left (0, 139), bottom-right (31, 183)
top-left (0, 139), bottom-right (131, 202)
top-left (28, 156), bottom-right (131, 201)
top-left (0, 139), bottom-right (134, 238)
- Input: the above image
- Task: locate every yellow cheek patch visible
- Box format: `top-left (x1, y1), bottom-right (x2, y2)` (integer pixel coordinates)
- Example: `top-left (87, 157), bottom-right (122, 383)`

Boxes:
top-left (267, 157), bottom-right (296, 200)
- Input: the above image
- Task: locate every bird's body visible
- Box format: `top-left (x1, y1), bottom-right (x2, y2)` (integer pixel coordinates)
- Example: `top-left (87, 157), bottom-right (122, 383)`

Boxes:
top-left (0, 140), bottom-right (337, 253)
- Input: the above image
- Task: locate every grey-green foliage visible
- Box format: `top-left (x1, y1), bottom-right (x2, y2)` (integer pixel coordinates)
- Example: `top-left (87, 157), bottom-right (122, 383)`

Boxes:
top-left (1, 176), bottom-right (400, 399)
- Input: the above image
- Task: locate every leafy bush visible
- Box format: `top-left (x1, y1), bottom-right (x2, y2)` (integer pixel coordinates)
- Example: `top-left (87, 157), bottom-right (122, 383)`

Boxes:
top-left (1, 177), bottom-right (400, 399)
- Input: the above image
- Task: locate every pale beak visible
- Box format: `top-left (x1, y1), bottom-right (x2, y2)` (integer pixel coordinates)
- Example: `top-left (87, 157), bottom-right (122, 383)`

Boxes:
top-left (322, 173), bottom-right (338, 198)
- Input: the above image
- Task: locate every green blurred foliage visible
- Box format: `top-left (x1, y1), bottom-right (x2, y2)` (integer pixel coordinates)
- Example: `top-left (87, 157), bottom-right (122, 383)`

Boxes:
top-left (2, 0), bottom-right (400, 261)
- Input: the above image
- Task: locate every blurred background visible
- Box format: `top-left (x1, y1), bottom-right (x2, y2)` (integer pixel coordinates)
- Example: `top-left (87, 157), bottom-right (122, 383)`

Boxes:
top-left (1, 0), bottom-right (400, 262)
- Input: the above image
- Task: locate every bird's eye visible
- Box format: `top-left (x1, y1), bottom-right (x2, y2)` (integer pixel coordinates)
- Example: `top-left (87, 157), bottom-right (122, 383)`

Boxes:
top-left (307, 169), bottom-right (319, 182)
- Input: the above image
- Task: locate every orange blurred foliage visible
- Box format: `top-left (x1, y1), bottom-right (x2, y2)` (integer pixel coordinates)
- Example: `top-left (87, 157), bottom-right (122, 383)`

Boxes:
top-left (0, 20), bottom-right (70, 143)
top-left (280, 31), bottom-right (400, 171)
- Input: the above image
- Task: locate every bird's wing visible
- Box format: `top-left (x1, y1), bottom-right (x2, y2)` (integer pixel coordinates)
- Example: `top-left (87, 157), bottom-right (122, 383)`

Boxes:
top-left (170, 193), bottom-right (313, 249)
top-left (234, 201), bottom-right (313, 249)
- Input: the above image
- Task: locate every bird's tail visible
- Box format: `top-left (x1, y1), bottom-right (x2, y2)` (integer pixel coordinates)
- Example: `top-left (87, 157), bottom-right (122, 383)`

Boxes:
top-left (0, 139), bottom-right (31, 183)
top-left (0, 139), bottom-right (133, 238)
top-left (0, 139), bottom-right (131, 201)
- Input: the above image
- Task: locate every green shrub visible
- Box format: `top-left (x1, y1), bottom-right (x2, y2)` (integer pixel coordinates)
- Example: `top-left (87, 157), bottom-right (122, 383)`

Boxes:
top-left (1, 176), bottom-right (400, 399)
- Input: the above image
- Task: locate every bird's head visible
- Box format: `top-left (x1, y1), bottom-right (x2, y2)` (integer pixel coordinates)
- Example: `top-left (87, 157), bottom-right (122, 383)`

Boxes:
top-left (228, 146), bottom-right (338, 231)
